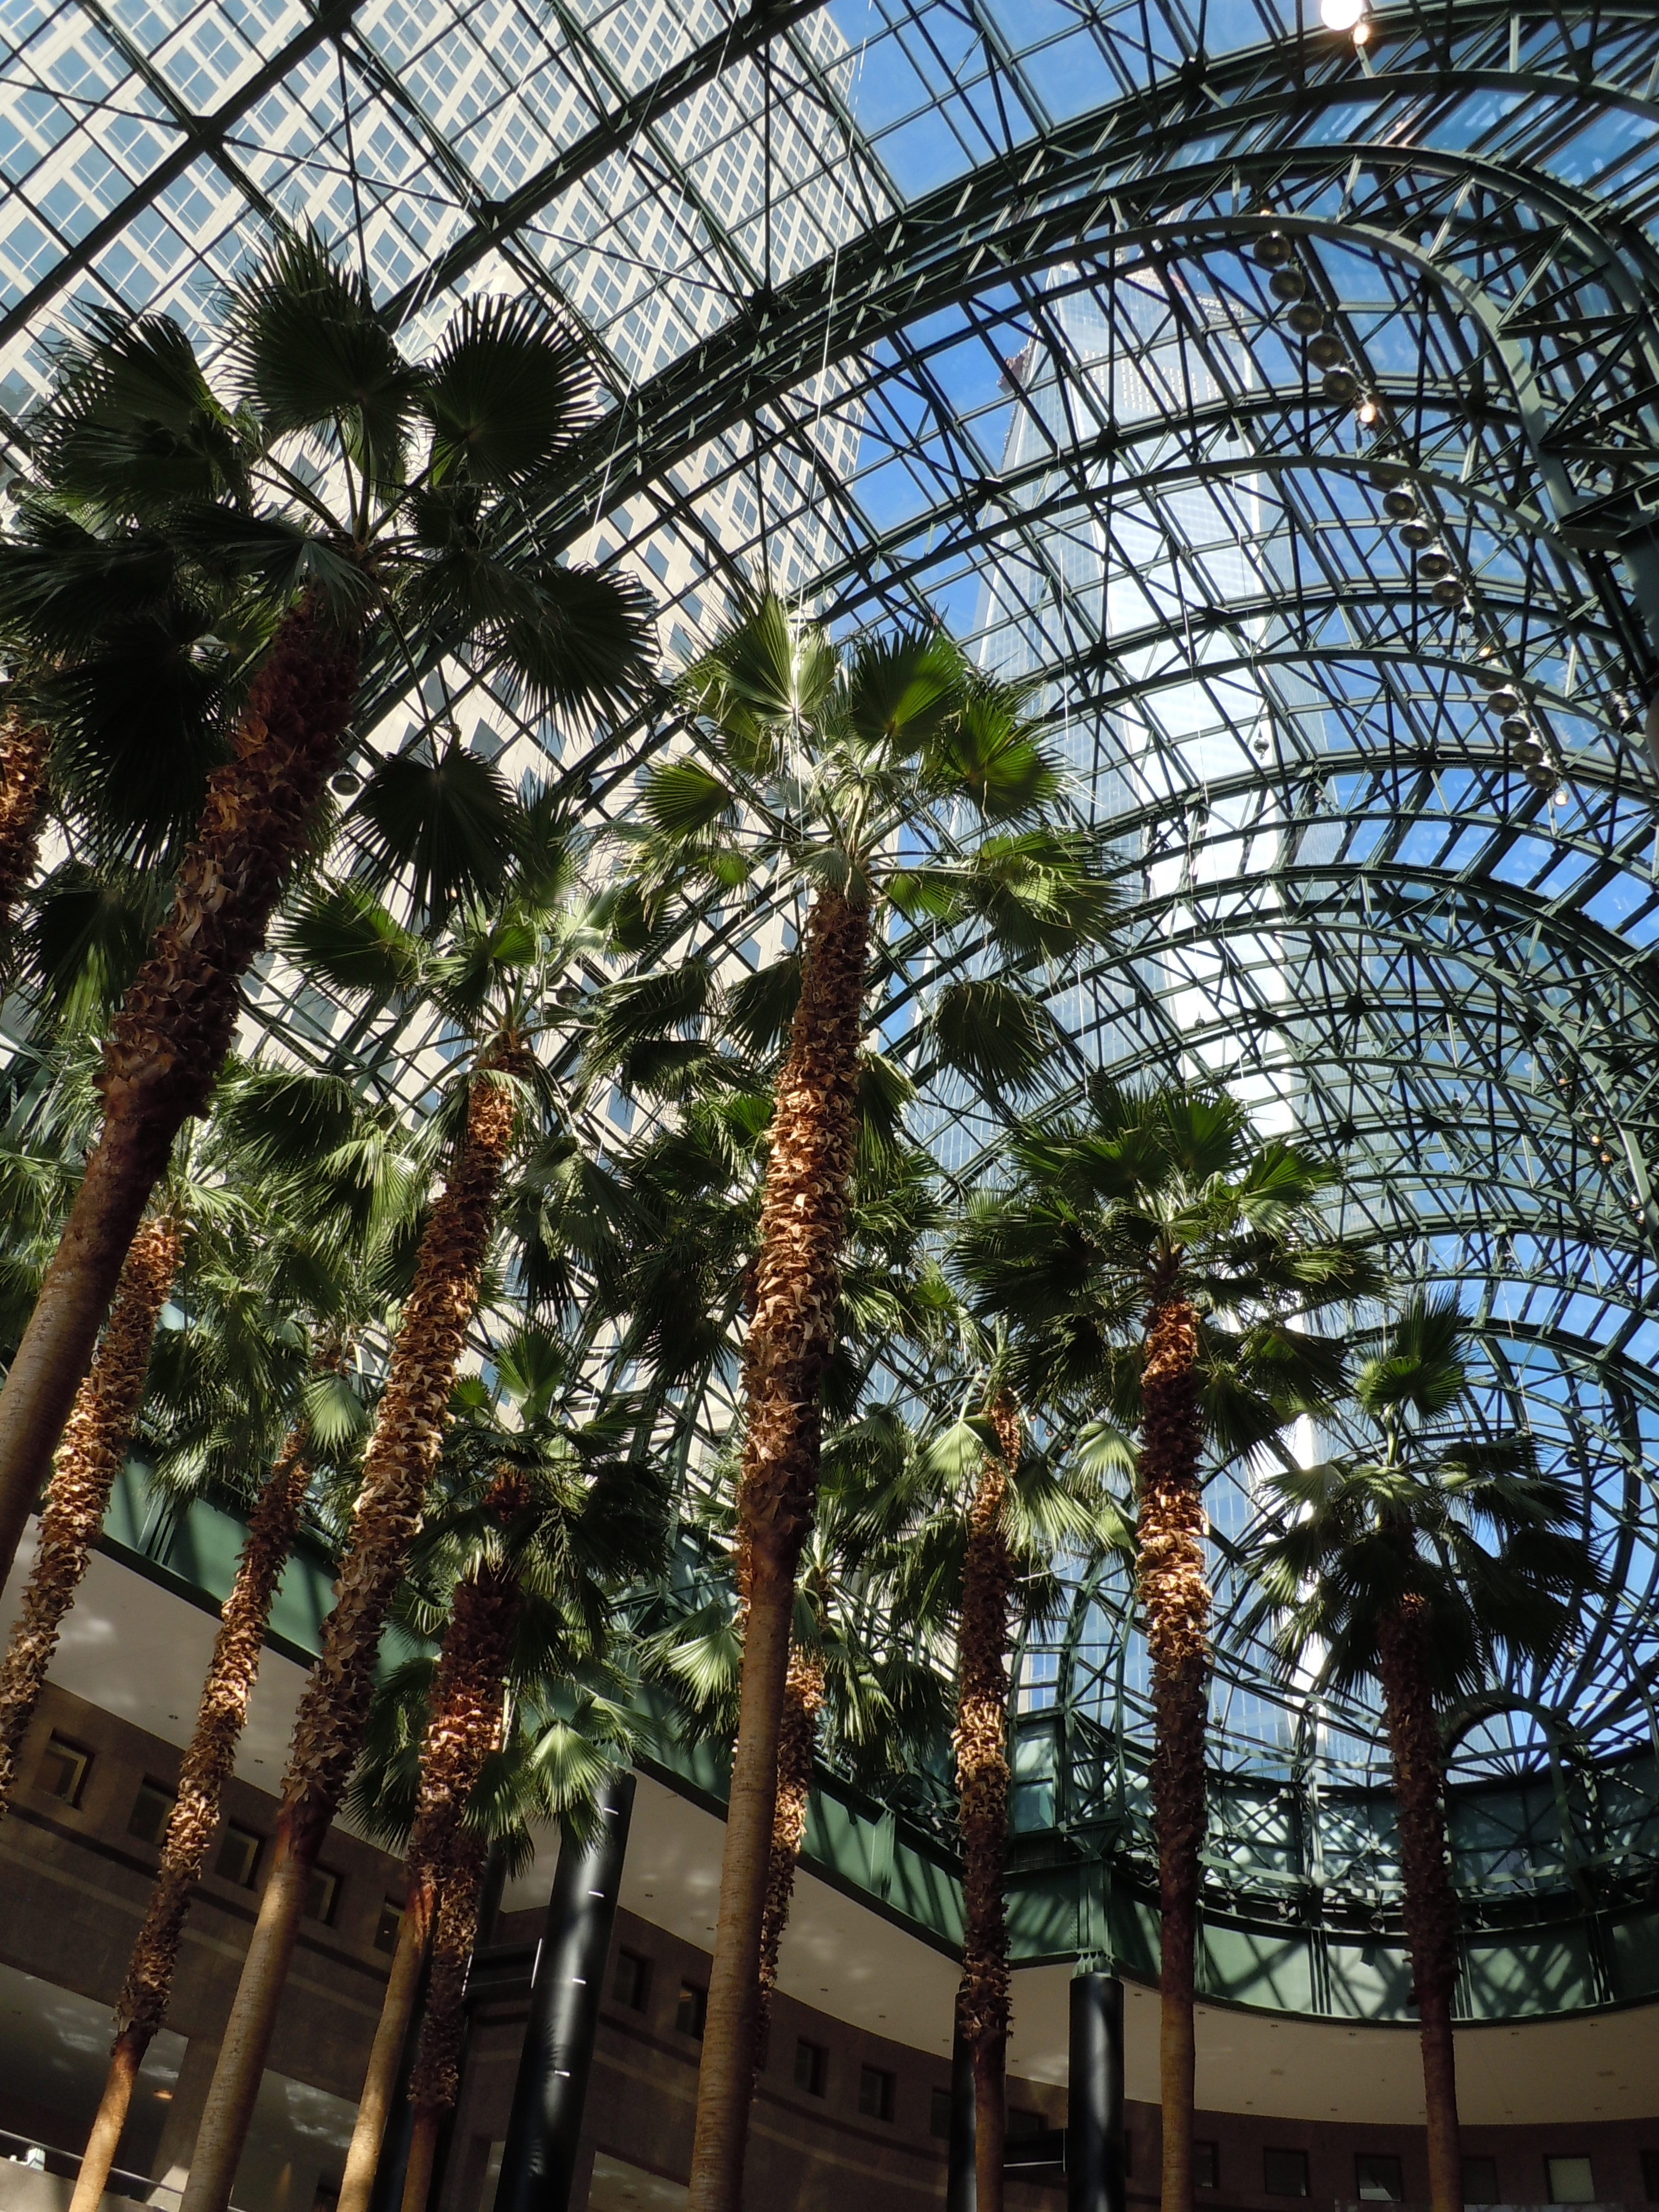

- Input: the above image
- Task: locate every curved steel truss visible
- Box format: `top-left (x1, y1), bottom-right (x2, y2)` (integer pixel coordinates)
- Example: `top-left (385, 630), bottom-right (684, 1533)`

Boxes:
top-left (7, 0), bottom-right (1659, 2010)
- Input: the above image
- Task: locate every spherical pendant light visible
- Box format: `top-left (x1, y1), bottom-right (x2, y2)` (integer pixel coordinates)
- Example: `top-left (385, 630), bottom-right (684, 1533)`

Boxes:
top-left (1383, 490), bottom-right (1418, 520)
top-left (1398, 521), bottom-right (1434, 550)
top-left (1322, 368), bottom-right (1358, 402)
top-left (1418, 550), bottom-right (1453, 581)
top-left (1308, 333), bottom-right (1346, 369)
top-left (1270, 267), bottom-right (1307, 303)
top-left (1287, 302), bottom-right (1327, 336)
top-left (1254, 234), bottom-right (1292, 269)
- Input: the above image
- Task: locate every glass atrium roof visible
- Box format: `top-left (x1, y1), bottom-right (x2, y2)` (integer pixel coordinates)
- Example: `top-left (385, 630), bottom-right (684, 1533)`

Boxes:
top-left (6, 0), bottom-right (1659, 1952)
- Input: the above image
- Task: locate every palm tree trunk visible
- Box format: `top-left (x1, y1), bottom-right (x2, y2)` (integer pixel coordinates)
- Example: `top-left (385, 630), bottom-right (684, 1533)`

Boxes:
top-left (69, 1416), bottom-right (315, 2212)
top-left (0, 1213), bottom-right (180, 1813)
top-left (1137, 1293), bottom-right (1209, 2212)
top-left (178, 1067), bottom-right (519, 2212)
top-left (0, 596), bottom-right (358, 1596)
top-left (338, 1870), bottom-right (436, 2212)
top-left (754, 1643), bottom-right (824, 2068)
top-left (687, 888), bottom-right (869, 2212)
top-left (0, 709), bottom-right (50, 947)
top-left (954, 1399), bottom-right (1019, 2212)
top-left (339, 1539), bottom-right (520, 2212)
top-left (1378, 1597), bottom-right (1463, 2212)
top-left (400, 1835), bottom-right (486, 2212)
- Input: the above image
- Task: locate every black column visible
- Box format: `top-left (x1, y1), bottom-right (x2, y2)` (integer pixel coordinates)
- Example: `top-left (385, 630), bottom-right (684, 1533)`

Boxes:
top-left (1067, 1971), bottom-right (1125, 2212)
top-left (946, 2014), bottom-right (976, 2212)
top-left (492, 1770), bottom-right (635, 2212)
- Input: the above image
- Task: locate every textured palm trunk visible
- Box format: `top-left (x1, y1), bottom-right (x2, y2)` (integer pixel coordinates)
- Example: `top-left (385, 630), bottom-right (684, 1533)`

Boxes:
top-left (338, 1530), bottom-right (520, 2212)
top-left (0, 710), bottom-right (50, 948)
top-left (1378, 1597), bottom-right (1463, 2212)
top-left (953, 1398), bottom-right (1019, 2212)
top-left (1137, 1293), bottom-right (1209, 2212)
top-left (687, 888), bottom-right (868, 2212)
top-left (0, 1214), bottom-right (180, 1814)
top-left (69, 1416), bottom-right (318, 2212)
top-left (754, 1642), bottom-right (824, 2067)
top-left (178, 1068), bottom-right (520, 2212)
top-left (399, 1834), bottom-right (486, 2212)
top-left (0, 597), bottom-right (358, 1595)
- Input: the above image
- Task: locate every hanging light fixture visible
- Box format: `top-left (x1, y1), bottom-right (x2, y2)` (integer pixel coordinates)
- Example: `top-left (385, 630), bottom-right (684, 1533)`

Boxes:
top-left (1319, 0), bottom-right (1368, 27)
top-left (1382, 489), bottom-right (1418, 519)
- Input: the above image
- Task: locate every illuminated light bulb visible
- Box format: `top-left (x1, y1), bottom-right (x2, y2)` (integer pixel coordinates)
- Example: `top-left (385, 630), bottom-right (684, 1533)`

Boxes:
top-left (1319, 0), bottom-right (1366, 26)
top-left (1353, 17), bottom-right (1373, 42)
top-left (1356, 398), bottom-right (1379, 424)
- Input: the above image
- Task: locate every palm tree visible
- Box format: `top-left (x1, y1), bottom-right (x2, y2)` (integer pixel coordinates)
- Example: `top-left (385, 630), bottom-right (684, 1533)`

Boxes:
top-left (336, 1334), bottom-right (667, 2212)
top-left (67, 1095), bottom-right (391, 2212)
top-left (0, 1207), bottom-right (180, 1808)
top-left (0, 1057), bottom-right (366, 1822)
top-left (643, 1429), bottom-right (951, 2069)
top-left (614, 596), bottom-right (1114, 2212)
top-left (1247, 1298), bottom-right (1600, 2212)
top-left (955, 1079), bottom-right (1376, 2212)
top-left (0, 231), bottom-right (653, 1590)
top-left (823, 1389), bottom-right (1133, 2212)
top-left (0, 704), bottom-right (50, 946)
top-left (179, 795), bottom-right (655, 2212)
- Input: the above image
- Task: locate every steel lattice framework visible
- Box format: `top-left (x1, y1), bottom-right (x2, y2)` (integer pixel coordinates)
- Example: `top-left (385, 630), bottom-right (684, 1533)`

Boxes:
top-left (7, 0), bottom-right (1659, 2008)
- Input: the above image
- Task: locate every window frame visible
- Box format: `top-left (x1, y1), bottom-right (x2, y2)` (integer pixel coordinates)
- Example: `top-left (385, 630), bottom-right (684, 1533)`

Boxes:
top-left (127, 1778), bottom-right (177, 1846)
top-left (1546, 2156), bottom-right (1596, 2205)
top-left (1263, 2146), bottom-right (1310, 2198)
top-left (857, 2064), bottom-right (895, 2122)
top-left (675, 1982), bottom-right (707, 2040)
top-left (37, 1734), bottom-right (91, 1806)
top-left (793, 2037), bottom-right (827, 2097)
top-left (215, 1822), bottom-right (264, 1888)
top-left (1355, 2153), bottom-right (1405, 2203)
top-left (611, 1948), bottom-right (651, 2012)
top-left (304, 1864), bottom-right (341, 1926)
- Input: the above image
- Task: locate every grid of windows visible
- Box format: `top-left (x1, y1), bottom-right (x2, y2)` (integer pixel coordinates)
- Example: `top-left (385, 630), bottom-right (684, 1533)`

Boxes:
top-left (3, 0), bottom-right (1659, 1936)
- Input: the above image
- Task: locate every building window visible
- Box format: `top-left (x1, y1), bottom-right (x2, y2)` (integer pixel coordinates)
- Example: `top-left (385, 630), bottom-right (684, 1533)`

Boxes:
top-left (1465, 2158), bottom-right (1500, 2205)
top-left (1547, 2158), bottom-right (1596, 2204)
top-left (304, 1867), bottom-right (339, 1925)
top-left (1264, 2149), bottom-right (1310, 2198)
top-left (1356, 2155), bottom-right (1405, 2202)
top-left (216, 1824), bottom-right (263, 1887)
top-left (612, 1949), bottom-right (650, 2011)
top-left (373, 1900), bottom-right (403, 1954)
top-left (930, 2087), bottom-right (952, 2140)
top-left (858, 2066), bottom-right (894, 2122)
top-left (37, 1735), bottom-right (90, 1805)
top-left (1195, 2141), bottom-right (1218, 2190)
top-left (1641, 2153), bottom-right (1659, 2204)
top-left (1008, 2109), bottom-right (1044, 2140)
top-left (127, 1781), bottom-right (176, 1846)
top-left (675, 1983), bottom-right (707, 2040)
top-left (793, 2039), bottom-right (826, 2097)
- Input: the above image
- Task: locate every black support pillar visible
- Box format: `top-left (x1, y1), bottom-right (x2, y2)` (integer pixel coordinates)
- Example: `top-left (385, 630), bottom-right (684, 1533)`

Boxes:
top-left (492, 1770), bottom-right (635, 2212)
top-left (946, 2013), bottom-right (976, 2212)
top-left (1067, 1970), bottom-right (1125, 2212)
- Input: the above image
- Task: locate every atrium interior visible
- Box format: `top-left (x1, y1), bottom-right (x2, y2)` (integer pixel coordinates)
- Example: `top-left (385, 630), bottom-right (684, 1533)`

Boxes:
top-left (0, 3), bottom-right (1657, 2211)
